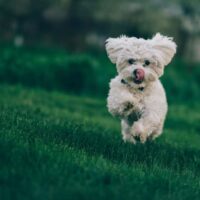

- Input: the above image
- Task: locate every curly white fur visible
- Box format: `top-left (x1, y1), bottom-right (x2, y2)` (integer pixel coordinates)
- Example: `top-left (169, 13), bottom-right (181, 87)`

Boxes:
top-left (105, 33), bottom-right (176, 144)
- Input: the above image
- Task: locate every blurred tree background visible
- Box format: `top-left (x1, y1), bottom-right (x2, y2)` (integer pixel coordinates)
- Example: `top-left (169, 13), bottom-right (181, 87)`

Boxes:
top-left (0, 0), bottom-right (200, 61)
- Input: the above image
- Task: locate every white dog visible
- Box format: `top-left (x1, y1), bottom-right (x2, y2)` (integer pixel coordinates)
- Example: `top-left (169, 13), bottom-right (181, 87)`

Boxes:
top-left (105, 33), bottom-right (176, 144)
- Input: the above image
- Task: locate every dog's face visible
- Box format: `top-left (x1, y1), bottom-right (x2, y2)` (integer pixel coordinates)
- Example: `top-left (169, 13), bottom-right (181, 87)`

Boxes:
top-left (105, 33), bottom-right (176, 89)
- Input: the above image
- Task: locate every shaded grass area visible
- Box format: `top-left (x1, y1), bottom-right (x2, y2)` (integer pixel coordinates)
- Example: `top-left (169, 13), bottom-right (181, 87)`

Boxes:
top-left (1, 85), bottom-right (200, 200)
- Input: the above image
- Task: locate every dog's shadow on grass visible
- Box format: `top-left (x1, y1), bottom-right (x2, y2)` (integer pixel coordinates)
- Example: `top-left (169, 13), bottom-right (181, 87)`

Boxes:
top-left (44, 119), bottom-right (200, 175)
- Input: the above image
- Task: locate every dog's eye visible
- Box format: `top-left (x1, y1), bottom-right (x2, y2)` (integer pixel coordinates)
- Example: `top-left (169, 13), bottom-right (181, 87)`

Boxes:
top-left (144, 60), bottom-right (150, 66)
top-left (128, 59), bottom-right (136, 65)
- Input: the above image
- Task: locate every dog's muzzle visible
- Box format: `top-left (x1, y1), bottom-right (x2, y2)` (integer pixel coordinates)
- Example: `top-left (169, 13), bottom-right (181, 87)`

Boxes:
top-left (133, 69), bottom-right (145, 84)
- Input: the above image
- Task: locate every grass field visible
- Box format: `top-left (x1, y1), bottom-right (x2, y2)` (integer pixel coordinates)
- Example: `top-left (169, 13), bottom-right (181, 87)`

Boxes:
top-left (1, 84), bottom-right (200, 200)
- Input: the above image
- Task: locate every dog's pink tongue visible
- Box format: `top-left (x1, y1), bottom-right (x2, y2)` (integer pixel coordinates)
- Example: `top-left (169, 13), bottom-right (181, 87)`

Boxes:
top-left (135, 69), bottom-right (144, 81)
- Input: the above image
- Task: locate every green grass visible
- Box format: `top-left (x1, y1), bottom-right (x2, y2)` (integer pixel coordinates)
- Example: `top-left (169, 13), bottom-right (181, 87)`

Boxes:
top-left (1, 84), bottom-right (200, 200)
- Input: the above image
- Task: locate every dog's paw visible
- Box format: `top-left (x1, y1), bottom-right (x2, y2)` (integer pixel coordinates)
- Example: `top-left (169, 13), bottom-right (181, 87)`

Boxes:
top-left (124, 101), bottom-right (133, 111)
top-left (131, 122), bottom-right (147, 143)
top-left (122, 133), bottom-right (136, 144)
top-left (120, 101), bottom-right (134, 116)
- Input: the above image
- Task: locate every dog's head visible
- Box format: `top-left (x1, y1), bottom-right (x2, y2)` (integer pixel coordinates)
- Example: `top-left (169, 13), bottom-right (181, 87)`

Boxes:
top-left (105, 33), bottom-right (176, 89)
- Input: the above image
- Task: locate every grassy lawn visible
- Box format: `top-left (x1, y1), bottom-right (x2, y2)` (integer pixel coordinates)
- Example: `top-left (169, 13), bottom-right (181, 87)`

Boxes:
top-left (0, 84), bottom-right (200, 200)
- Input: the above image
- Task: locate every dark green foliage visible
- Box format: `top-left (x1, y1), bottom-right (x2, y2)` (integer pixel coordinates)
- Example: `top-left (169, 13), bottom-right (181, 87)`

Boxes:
top-left (0, 46), bottom-right (104, 95)
top-left (0, 46), bottom-right (200, 103)
top-left (161, 59), bottom-right (200, 103)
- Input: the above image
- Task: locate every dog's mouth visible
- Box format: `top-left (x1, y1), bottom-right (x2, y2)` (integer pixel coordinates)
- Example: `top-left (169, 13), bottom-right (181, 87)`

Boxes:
top-left (133, 79), bottom-right (143, 84)
top-left (133, 69), bottom-right (144, 84)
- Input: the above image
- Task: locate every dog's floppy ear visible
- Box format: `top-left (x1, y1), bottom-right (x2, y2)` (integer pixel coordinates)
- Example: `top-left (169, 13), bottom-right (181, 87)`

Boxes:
top-left (105, 36), bottom-right (127, 64)
top-left (151, 33), bottom-right (177, 66)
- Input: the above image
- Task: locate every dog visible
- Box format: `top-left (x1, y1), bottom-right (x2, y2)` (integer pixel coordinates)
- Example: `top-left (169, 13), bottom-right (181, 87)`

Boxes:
top-left (105, 33), bottom-right (176, 144)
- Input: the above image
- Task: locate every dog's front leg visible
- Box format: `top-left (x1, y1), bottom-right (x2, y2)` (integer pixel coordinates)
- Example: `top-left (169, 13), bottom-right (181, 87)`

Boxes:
top-left (107, 87), bottom-right (136, 118)
top-left (131, 112), bottom-right (160, 143)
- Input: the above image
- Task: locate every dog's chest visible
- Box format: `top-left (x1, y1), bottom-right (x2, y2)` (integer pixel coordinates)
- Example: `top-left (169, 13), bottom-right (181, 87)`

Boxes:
top-left (129, 88), bottom-right (147, 113)
top-left (129, 88), bottom-right (145, 102)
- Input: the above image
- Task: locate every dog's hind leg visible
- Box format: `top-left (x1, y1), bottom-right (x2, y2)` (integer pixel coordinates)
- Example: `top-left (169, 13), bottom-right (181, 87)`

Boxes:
top-left (121, 119), bottom-right (136, 144)
top-left (149, 122), bottom-right (164, 140)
